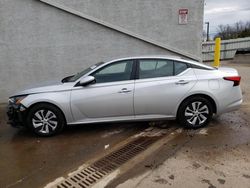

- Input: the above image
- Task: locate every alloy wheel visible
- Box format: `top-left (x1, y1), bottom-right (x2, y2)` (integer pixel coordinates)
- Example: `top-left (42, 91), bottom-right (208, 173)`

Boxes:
top-left (184, 101), bottom-right (209, 126)
top-left (32, 109), bottom-right (58, 134)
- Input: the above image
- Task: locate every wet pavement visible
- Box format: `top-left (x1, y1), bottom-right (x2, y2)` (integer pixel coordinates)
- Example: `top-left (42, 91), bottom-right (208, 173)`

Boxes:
top-left (112, 110), bottom-right (250, 188)
top-left (0, 108), bottom-right (148, 188)
top-left (1, 55), bottom-right (250, 188)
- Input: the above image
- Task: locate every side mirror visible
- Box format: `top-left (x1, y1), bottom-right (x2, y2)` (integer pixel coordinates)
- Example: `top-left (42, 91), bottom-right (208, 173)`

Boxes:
top-left (77, 76), bottom-right (96, 86)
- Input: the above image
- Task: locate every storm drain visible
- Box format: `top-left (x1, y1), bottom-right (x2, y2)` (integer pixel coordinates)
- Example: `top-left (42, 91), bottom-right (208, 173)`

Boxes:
top-left (55, 136), bottom-right (161, 188)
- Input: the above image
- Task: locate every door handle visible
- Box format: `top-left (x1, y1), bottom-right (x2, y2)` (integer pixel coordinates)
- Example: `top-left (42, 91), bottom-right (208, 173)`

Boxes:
top-left (175, 80), bottom-right (189, 85)
top-left (118, 88), bottom-right (132, 93)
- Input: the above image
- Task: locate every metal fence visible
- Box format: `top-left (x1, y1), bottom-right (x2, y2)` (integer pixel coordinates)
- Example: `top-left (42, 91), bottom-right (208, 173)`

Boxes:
top-left (202, 37), bottom-right (250, 61)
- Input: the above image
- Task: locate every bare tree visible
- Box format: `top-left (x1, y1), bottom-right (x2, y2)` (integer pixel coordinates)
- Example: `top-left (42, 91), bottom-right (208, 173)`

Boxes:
top-left (214, 21), bottom-right (250, 40)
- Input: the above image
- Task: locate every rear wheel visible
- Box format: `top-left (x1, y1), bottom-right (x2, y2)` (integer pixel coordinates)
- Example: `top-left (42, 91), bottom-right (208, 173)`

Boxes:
top-left (178, 97), bottom-right (213, 129)
top-left (27, 103), bottom-right (65, 136)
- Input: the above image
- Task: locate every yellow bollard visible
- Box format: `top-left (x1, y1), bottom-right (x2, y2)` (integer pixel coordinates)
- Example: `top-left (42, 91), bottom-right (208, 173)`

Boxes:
top-left (213, 37), bottom-right (221, 67)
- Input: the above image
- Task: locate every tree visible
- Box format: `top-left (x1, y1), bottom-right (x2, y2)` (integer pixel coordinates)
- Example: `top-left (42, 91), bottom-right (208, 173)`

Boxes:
top-left (214, 21), bottom-right (250, 40)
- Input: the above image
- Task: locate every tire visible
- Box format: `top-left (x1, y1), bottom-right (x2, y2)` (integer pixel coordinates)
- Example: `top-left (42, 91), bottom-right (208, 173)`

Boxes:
top-left (26, 103), bottom-right (65, 136)
top-left (177, 96), bottom-right (213, 129)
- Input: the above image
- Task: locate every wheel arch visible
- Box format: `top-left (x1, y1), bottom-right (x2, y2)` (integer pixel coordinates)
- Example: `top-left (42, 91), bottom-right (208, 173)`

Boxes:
top-left (177, 94), bottom-right (217, 117)
top-left (26, 102), bottom-right (67, 124)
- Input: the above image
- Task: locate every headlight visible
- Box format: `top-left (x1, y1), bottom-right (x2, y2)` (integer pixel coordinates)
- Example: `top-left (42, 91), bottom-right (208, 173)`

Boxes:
top-left (9, 95), bottom-right (28, 105)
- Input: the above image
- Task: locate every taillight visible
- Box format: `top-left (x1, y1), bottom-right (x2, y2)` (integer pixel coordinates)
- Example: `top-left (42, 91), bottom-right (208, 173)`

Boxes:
top-left (223, 76), bottom-right (241, 86)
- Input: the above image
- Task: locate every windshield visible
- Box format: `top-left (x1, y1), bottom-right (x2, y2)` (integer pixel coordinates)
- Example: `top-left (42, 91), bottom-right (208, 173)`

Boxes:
top-left (67, 62), bottom-right (105, 82)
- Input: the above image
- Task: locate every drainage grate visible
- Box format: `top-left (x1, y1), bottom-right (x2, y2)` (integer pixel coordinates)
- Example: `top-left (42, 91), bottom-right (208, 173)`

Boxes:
top-left (55, 136), bottom-right (161, 188)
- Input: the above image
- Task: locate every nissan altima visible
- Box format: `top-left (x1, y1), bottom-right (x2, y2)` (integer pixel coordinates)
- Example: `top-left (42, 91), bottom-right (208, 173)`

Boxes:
top-left (7, 56), bottom-right (242, 136)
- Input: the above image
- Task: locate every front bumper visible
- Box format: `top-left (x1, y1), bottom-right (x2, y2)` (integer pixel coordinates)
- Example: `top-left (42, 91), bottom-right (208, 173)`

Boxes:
top-left (7, 102), bottom-right (27, 127)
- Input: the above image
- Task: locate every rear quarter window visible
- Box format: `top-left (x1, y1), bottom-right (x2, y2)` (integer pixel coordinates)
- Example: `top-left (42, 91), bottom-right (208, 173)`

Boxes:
top-left (174, 61), bottom-right (189, 75)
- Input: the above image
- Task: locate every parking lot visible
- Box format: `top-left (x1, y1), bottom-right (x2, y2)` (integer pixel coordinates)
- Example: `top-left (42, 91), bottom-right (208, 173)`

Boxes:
top-left (0, 55), bottom-right (250, 188)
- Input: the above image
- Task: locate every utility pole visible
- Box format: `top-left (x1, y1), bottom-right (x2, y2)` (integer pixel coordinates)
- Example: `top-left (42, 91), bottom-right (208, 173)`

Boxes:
top-left (205, 22), bottom-right (210, 41)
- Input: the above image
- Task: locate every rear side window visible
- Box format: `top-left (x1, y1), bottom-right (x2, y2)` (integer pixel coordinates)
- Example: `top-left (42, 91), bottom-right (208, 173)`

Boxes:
top-left (174, 61), bottom-right (188, 75)
top-left (138, 59), bottom-right (174, 79)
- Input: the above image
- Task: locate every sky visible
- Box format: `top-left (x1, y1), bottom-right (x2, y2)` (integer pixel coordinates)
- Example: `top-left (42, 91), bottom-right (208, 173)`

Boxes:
top-left (204, 0), bottom-right (250, 36)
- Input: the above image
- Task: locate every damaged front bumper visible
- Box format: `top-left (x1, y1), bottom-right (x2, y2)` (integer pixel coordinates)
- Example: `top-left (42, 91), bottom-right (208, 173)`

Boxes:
top-left (7, 102), bottom-right (27, 127)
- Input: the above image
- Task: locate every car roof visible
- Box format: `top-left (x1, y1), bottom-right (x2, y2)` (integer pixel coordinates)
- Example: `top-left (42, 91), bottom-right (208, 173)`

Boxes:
top-left (107, 56), bottom-right (214, 70)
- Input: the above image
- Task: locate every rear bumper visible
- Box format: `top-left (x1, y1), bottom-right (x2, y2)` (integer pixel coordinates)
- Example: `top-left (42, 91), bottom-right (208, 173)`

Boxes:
top-left (7, 103), bottom-right (27, 127)
top-left (218, 99), bottom-right (243, 115)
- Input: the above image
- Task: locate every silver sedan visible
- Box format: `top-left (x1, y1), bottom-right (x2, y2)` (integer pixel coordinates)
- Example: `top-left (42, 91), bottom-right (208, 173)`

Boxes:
top-left (7, 56), bottom-right (242, 136)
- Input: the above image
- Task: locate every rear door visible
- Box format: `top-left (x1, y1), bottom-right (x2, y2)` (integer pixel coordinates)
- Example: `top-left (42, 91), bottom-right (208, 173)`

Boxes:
top-left (134, 59), bottom-right (197, 116)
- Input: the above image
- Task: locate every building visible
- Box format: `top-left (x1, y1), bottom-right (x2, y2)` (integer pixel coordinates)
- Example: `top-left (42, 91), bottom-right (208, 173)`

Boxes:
top-left (0, 0), bottom-right (204, 102)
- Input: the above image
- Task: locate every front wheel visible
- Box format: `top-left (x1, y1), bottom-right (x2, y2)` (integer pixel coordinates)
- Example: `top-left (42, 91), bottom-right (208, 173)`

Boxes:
top-left (27, 103), bottom-right (65, 136)
top-left (177, 97), bottom-right (213, 129)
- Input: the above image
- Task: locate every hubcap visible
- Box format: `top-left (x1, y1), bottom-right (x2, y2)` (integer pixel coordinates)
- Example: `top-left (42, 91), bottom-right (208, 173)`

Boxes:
top-left (32, 110), bottom-right (58, 134)
top-left (185, 101), bottom-right (209, 126)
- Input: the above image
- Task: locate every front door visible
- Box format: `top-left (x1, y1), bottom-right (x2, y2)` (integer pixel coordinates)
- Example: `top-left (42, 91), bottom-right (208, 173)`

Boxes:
top-left (71, 60), bottom-right (135, 123)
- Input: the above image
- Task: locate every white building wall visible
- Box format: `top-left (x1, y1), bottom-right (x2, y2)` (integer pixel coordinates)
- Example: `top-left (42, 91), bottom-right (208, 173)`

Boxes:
top-left (0, 0), bottom-right (204, 102)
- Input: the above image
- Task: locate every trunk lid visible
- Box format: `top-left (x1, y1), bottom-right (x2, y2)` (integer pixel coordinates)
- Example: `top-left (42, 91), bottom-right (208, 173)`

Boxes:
top-left (218, 67), bottom-right (239, 76)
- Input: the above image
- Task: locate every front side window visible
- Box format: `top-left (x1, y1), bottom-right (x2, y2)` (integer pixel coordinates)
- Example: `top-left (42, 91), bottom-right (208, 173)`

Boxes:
top-left (67, 62), bottom-right (104, 82)
top-left (92, 60), bottom-right (133, 83)
top-left (138, 59), bottom-right (174, 79)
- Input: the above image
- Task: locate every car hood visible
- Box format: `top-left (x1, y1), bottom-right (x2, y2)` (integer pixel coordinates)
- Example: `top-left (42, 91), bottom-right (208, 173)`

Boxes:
top-left (12, 82), bottom-right (74, 97)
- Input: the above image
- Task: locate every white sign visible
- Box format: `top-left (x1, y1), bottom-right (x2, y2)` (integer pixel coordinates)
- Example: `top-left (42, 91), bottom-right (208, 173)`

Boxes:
top-left (179, 9), bottom-right (188, 25)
